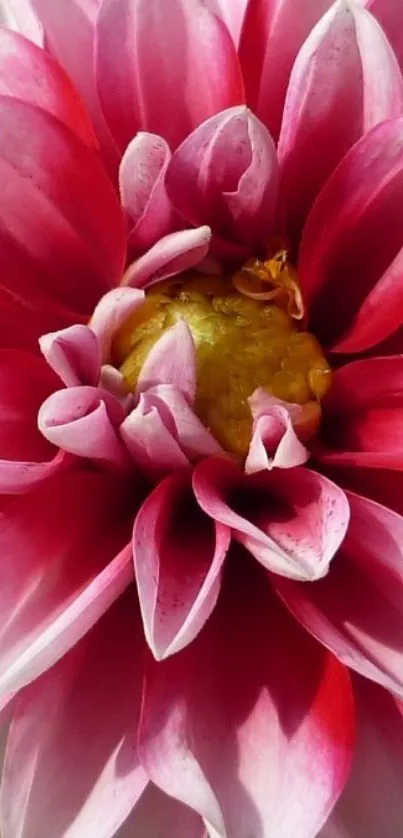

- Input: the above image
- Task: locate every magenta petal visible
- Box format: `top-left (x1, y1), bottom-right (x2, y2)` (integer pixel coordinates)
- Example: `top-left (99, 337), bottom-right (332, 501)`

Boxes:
top-left (38, 386), bottom-right (130, 471)
top-left (120, 132), bottom-right (175, 257)
top-left (320, 674), bottom-right (403, 838)
top-left (165, 106), bottom-right (278, 252)
top-left (133, 471), bottom-right (230, 659)
top-left (39, 324), bottom-right (101, 387)
top-left (239, 0), bottom-right (334, 141)
top-left (205, 0), bottom-right (248, 47)
top-left (122, 227), bottom-right (212, 289)
top-left (0, 467), bottom-right (136, 695)
top-left (319, 356), bottom-right (403, 469)
top-left (95, 0), bottom-right (244, 152)
top-left (90, 287), bottom-right (145, 363)
top-left (193, 457), bottom-right (349, 581)
top-left (121, 394), bottom-right (190, 479)
top-left (1, 593), bottom-right (148, 838)
top-left (277, 1), bottom-right (403, 245)
top-left (299, 116), bottom-right (403, 349)
top-left (117, 785), bottom-right (205, 838)
top-left (139, 557), bottom-right (355, 838)
top-left (276, 491), bottom-right (403, 696)
top-left (364, 0), bottom-right (403, 74)
top-left (137, 320), bottom-right (196, 402)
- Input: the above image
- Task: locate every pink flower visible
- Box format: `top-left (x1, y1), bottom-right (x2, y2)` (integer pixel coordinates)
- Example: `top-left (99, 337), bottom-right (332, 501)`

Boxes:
top-left (0, 0), bottom-right (403, 836)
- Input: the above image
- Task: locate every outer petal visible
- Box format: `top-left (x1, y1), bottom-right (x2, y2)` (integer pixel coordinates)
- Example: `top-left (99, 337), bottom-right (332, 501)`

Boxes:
top-left (165, 107), bottom-right (278, 254)
top-left (193, 457), bottom-right (349, 581)
top-left (363, 0), bottom-right (403, 74)
top-left (39, 324), bottom-right (100, 387)
top-left (133, 471), bottom-right (230, 660)
top-left (120, 133), bottom-right (175, 258)
top-left (0, 466), bottom-right (136, 696)
top-left (205, 0), bottom-right (248, 47)
top-left (319, 356), bottom-right (403, 469)
top-left (276, 491), bottom-right (403, 697)
top-left (277, 0), bottom-right (403, 246)
top-left (137, 320), bottom-right (196, 402)
top-left (116, 785), bottom-right (205, 838)
top-left (1, 592), bottom-right (148, 838)
top-left (239, 0), bottom-right (334, 141)
top-left (139, 555), bottom-right (355, 838)
top-left (122, 228), bottom-right (212, 289)
top-left (0, 97), bottom-right (126, 315)
top-left (0, 0), bottom-right (43, 45)
top-left (95, 0), bottom-right (244, 152)
top-left (299, 116), bottom-right (403, 350)
top-left (320, 674), bottom-right (403, 838)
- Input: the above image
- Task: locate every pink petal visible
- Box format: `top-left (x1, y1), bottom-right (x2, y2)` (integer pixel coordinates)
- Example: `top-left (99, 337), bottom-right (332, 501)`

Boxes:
top-left (0, 97), bottom-right (126, 316)
top-left (28, 0), bottom-right (119, 170)
top-left (193, 457), bottom-right (349, 581)
top-left (0, 28), bottom-right (97, 149)
top-left (121, 393), bottom-right (190, 479)
top-left (99, 364), bottom-right (134, 413)
top-left (276, 491), bottom-right (403, 696)
top-left (205, 0), bottom-right (248, 47)
top-left (320, 674), bottom-right (403, 838)
top-left (299, 116), bottom-right (403, 350)
top-left (277, 0), bottom-right (403, 246)
top-left (39, 324), bottom-right (100, 387)
top-left (1, 593), bottom-right (148, 838)
top-left (137, 320), bottom-right (196, 402)
top-left (318, 356), bottom-right (403, 469)
top-left (246, 389), bottom-right (310, 473)
top-left (0, 0), bottom-right (43, 45)
top-left (165, 106), bottom-right (278, 254)
top-left (95, 0), bottom-right (244, 152)
top-left (239, 0), bottom-right (334, 141)
top-left (0, 466), bottom-right (136, 695)
top-left (0, 349), bottom-right (69, 493)
top-left (363, 0), bottom-right (403, 74)
top-left (90, 287), bottom-right (145, 364)
top-left (144, 385), bottom-right (222, 460)
top-left (139, 555), bottom-right (355, 838)
top-left (116, 784), bottom-right (205, 838)
top-left (120, 132), bottom-right (175, 257)
top-left (133, 471), bottom-right (230, 660)
top-left (122, 227), bottom-right (212, 289)
top-left (38, 386), bottom-right (130, 471)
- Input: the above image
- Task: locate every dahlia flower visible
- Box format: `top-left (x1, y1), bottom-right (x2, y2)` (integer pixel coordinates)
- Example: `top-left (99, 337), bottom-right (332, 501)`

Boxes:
top-left (0, 0), bottom-right (403, 835)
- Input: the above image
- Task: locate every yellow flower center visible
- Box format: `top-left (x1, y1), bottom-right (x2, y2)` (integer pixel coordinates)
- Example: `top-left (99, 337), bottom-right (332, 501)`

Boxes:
top-left (112, 252), bottom-right (331, 457)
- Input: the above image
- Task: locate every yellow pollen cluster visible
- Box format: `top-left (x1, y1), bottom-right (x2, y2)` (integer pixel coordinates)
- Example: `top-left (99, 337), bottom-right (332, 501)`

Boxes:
top-left (112, 267), bottom-right (331, 458)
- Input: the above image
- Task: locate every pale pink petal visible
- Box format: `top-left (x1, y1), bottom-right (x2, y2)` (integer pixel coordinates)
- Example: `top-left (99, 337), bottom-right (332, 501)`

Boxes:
top-left (139, 555), bottom-right (355, 838)
top-left (0, 0), bottom-right (43, 45)
top-left (246, 390), bottom-right (310, 473)
top-left (90, 287), bottom-right (145, 363)
top-left (299, 116), bottom-right (403, 350)
top-left (276, 491), bottom-right (403, 696)
top-left (239, 0), bottom-right (334, 141)
top-left (122, 227), bottom-right (212, 289)
top-left (95, 0), bottom-right (244, 152)
top-left (143, 386), bottom-right (222, 460)
top-left (116, 785), bottom-right (205, 838)
top-left (133, 471), bottom-right (230, 660)
top-left (319, 356), bottom-right (403, 469)
top-left (0, 467), bottom-right (136, 696)
top-left (120, 132), bottom-right (175, 257)
top-left (0, 349), bottom-right (69, 493)
top-left (38, 386), bottom-right (130, 471)
top-left (363, 0), bottom-right (403, 73)
top-left (277, 0), bottom-right (403, 245)
top-left (193, 457), bottom-right (349, 581)
top-left (137, 320), bottom-right (196, 402)
top-left (28, 0), bottom-right (119, 170)
top-left (0, 97), bottom-right (126, 316)
top-left (121, 394), bottom-right (190, 479)
top-left (320, 675), bottom-right (403, 838)
top-left (39, 324), bottom-right (100, 387)
top-left (165, 107), bottom-right (278, 254)
top-left (1, 593), bottom-right (148, 838)
top-left (99, 365), bottom-right (133, 413)
top-left (205, 0), bottom-right (248, 47)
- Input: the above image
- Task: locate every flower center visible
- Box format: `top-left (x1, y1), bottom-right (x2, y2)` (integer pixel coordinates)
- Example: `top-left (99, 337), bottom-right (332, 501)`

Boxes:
top-left (112, 252), bottom-right (331, 457)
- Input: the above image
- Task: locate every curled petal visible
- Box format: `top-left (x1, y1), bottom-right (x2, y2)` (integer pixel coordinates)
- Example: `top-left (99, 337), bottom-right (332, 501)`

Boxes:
top-left (246, 389), bottom-right (311, 473)
top-left (39, 324), bottom-right (100, 387)
top-left (299, 116), bottom-right (403, 350)
top-left (139, 556), bottom-right (355, 838)
top-left (166, 107), bottom-right (278, 253)
top-left (122, 227), bottom-right (212, 289)
top-left (239, 0), bottom-right (334, 141)
top-left (193, 457), bottom-right (349, 581)
top-left (99, 365), bottom-right (134, 413)
top-left (277, 0), bottom-right (403, 244)
top-left (133, 471), bottom-right (230, 659)
top-left (144, 386), bottom-right (222, 460)
top-left (90, 287), bottom-right (145, 363)
top-left (276, 491), bottom-right (403, 696)
top-left (38, 386), bottom-right (129, 471)
top-left (95, 0), bottom-right (244, 151)
top-left (137, 320), bottom-right (196, 402)
top-left (120, 132), bottom-right (175, 257)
